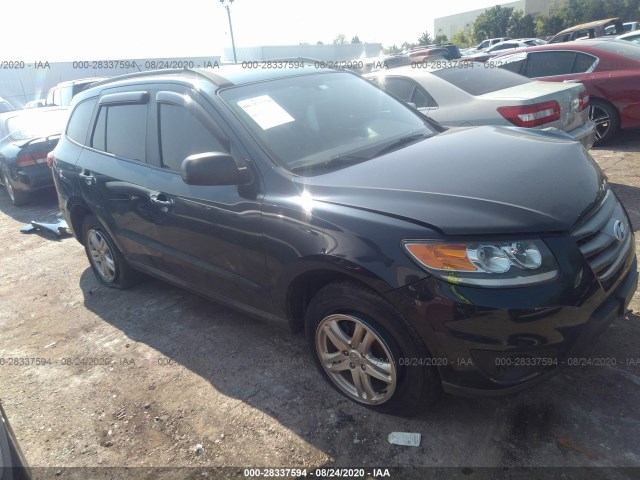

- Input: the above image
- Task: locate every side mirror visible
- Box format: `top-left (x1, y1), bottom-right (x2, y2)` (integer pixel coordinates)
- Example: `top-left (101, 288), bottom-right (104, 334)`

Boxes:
top-left (181, 152), bottom-right (248, 186)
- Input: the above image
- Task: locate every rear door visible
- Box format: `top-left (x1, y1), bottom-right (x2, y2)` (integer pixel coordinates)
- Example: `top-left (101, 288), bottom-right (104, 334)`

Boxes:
top-left (77, 87), bottom-right (159, 268)
top-left (142, 86), bottom-right (272, 311)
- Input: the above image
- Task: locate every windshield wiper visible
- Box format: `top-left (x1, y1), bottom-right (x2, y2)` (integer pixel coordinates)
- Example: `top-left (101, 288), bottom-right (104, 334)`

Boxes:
top-left (290, 153), bottom-right (371, 174)
top-left (372, 133), bottom-right (429, 157)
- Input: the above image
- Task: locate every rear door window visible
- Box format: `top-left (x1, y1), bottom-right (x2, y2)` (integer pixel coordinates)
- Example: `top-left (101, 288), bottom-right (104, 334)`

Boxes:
top-left (373, 77), bottom-right (437, 108)
top-left (524, 51), bottom-right (577, 77)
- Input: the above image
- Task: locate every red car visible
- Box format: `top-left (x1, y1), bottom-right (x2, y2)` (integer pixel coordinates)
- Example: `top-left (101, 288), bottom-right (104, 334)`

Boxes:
top-left (490, 39), bottom-right (640, 144)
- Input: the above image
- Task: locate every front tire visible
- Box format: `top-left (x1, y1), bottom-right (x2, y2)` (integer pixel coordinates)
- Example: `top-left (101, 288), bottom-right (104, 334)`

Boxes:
top-left (589, 99), bottom-right (619, 145)
top-left (305, 281), bottom-right (441, 416)
top-left (82, 215), bottom-right (139, 289)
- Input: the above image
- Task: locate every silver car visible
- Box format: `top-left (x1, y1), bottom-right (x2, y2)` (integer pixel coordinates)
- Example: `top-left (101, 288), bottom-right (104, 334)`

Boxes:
top-left (366, 64), bottom-right (596, 149)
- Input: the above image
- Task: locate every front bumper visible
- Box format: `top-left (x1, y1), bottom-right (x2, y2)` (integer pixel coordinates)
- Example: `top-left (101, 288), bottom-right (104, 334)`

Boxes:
top-left (567, 119), bottom-right (597, 150)
top-left (388, 243), bottom-right (637, 396)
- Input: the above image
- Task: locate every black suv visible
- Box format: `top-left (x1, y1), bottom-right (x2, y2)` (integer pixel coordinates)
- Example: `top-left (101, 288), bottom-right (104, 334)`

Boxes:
top-left (52, 67), bottom-right (637, 415)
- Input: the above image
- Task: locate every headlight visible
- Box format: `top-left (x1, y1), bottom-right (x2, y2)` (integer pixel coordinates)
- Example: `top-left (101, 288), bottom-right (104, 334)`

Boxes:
top-left (403, 239), bottom-right (558, 287)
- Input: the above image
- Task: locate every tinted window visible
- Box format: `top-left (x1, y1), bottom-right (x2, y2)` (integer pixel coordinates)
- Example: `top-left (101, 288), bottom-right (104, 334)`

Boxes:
top-left (91, 104), bottom-right (146, 161)
top-left (383, 78), bottom-right (414, 102)
top-left (92, 106), bottom-right (106, 151)
top-left (495, 55), bottom-right (526, 73)
top-left (159, 104), bottom-right (227, 171)
top-left (66, 98), bottom-right (97, 144)
top-left (411, 87), bottom-right (437, 109)
top-left (524, 51), bottom-right (576, 77)
top-left (375, 77), bottom-right (437, 109)
top-left (573, 53), bottom-right (596, 73)
top-left (431, 66), bottom-right (531, 95)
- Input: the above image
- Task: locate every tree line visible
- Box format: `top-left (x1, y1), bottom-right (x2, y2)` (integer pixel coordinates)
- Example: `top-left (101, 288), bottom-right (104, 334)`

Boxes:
top-left (311, 0), bottom-right (639, 53)
top-left (452, 0), bottom-right (640, 47)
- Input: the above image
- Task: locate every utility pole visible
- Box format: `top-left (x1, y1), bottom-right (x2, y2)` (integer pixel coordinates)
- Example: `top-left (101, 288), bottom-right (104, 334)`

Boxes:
top-left (220, 0), bottom-right (237, 63)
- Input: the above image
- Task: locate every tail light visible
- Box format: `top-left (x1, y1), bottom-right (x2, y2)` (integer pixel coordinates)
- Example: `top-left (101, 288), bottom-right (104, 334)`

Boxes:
top-left (16, 150), bottom-right (48, 167)
top-left (579, 91), bottom-right (589, 111)
top-left (47, 151), bottom-right (54, 168)
top-left (497, 101), bottom-right (561, 128)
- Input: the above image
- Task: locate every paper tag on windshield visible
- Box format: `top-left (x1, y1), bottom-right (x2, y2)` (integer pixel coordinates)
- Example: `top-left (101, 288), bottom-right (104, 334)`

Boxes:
top-left (237, 95), bottom-right (294, 130)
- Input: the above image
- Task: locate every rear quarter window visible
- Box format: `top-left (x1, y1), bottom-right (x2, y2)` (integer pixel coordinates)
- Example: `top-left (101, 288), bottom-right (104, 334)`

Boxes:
top-left (66, 98), bottom-right (97, 145)
top-left (431, 66), bottom-right (531, 95)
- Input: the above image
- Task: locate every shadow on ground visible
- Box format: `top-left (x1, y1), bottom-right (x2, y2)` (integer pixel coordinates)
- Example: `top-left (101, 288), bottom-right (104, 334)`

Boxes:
top-left (78, 266), bottom-right (640, 468)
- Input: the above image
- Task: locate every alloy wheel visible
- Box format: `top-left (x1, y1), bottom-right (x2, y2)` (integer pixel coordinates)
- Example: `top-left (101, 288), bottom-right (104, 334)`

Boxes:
top-left (87, 229), bottom-right (117, 282)
top-left (2, 171), bottom-right (15, 203)
top-left (589, 104), bottom-right (610, 142)
top-left (315, 314), bottom-right (397, 405)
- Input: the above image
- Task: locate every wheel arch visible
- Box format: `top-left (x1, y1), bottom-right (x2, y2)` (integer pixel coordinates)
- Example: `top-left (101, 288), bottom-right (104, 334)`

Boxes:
top-left (281, 256), bottom-right (397, 334)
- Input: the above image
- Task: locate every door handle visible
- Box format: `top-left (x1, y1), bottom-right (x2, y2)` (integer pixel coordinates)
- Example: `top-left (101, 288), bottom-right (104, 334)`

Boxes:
top-left (78, 169), bottom-right (95, 185)
top-left (149, 192), bottom-right (174, 209)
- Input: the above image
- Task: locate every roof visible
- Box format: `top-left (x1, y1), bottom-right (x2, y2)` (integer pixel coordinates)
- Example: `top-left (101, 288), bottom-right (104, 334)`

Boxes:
top-left (87, 62), bottom-right (336, 92)
top-left (556, 17), bottom-right (621, 35)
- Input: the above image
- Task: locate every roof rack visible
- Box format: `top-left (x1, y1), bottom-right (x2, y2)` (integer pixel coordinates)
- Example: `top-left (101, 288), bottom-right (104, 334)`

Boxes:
top-left (87, 68), bottom-right (221, 89)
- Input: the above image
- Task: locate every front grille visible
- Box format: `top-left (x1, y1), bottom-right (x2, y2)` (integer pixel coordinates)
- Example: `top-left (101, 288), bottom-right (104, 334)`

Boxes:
top-left (573, 190), bottom-right (633, 286)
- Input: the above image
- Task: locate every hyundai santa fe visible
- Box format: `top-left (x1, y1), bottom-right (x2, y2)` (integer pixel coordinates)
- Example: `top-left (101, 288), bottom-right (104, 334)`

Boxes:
top-left (51, 66), bottom-right (638, 415)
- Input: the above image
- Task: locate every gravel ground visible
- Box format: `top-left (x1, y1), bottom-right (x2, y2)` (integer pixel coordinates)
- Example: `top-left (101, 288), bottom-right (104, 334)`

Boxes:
top-left (1, 130), bottom-right (639, 478)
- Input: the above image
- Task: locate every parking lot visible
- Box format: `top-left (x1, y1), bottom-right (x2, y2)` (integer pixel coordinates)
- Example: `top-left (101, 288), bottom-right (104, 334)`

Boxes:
top-left (1, 130), bottom-right (640, 475)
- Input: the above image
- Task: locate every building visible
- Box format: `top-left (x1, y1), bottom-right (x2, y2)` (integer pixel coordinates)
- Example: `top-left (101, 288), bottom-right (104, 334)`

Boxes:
top-left (434, 0), bottom-right (565, 41)
top-left (223, 44), bottom-right (383, 63)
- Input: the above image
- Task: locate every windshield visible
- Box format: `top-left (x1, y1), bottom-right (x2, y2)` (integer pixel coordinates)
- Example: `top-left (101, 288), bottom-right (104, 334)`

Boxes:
top-left (5, 109), bottom-right (68, 141)
top-left (219, 72), bottom-right (436, 175)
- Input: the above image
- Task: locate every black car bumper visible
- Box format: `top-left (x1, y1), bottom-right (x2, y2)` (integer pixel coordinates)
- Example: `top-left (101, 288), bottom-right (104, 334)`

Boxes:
top-left (10, 164), bottom-right (54, 192)
top-left (388, 250), bottom-right (637, 396)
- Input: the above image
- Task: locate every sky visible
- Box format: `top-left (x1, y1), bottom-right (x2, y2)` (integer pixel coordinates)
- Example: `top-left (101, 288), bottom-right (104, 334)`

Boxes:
top-left (3, 0), bottom-right (517, 62)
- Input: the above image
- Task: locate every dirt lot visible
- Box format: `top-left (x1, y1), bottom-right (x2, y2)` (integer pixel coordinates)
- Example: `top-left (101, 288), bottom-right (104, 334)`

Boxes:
top-left (1, 131), bottom-right (640, 478)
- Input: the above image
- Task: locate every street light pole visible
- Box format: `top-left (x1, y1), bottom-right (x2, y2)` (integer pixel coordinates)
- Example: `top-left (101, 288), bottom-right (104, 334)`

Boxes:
top-left (220, 0), bottom-right (237, 63)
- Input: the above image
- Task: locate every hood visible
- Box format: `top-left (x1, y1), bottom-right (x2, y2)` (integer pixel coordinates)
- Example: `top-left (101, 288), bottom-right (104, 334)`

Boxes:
top-left (299, 126), bottom-right (606, 236)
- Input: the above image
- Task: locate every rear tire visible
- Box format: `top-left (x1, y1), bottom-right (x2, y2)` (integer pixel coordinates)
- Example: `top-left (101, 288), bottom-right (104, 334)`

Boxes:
top-left (589, 99), bottom-right (619, 145)
top-left (2, 169), bottom-right (29, 206)
top-left (82, 214), bottom-right (139, 289)
top-left (305, 281), bottom-right (441, 416)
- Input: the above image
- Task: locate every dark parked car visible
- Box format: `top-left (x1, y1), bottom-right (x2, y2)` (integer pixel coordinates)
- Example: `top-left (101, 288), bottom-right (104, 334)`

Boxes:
top-left (45, 77), bottom-right (106, 107)
top-left (0, 107), bottom-right (68, 205)
top-left (0, 401), bottom-right (31, 480)
top-left (52, 67), bottom-right (637, 415)
top-left (491, 39), bottom-right (640, 144)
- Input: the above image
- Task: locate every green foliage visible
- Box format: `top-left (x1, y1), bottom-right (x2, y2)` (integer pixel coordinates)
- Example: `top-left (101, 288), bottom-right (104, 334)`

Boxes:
top-left (384, 44), bottom-right (402, 54)
top-left (418, 31), bottom-right (433, 45)
top-left (508, 11), bottom-right (536, 38)
top-left (474, 6), bottom-right (514, 39)
top-left (534, 0), bottom-right (640, 37)
top-left (351, 35), bottom-right (362, 44)
top-left (451, 30), bottom-right (473, 48)
top-left (434, 34), bottom-right (449, 44)
top-left (333, 34), bottom-right (346, 45)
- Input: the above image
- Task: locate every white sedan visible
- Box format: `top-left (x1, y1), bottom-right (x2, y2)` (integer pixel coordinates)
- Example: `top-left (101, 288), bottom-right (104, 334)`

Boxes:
top-left (366, 64), bottom-right (596, 149)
